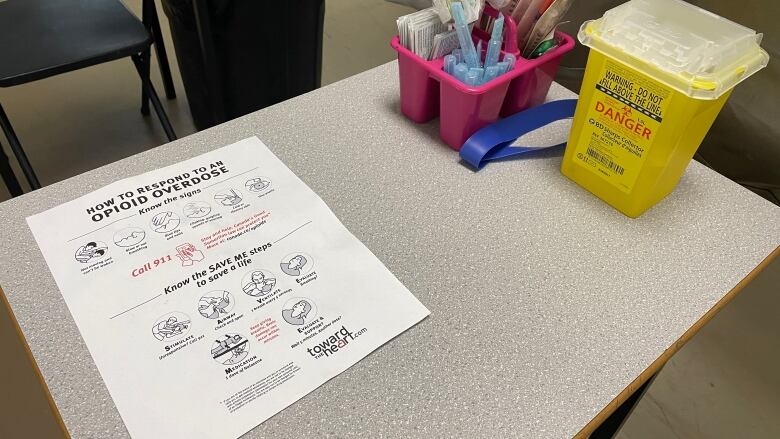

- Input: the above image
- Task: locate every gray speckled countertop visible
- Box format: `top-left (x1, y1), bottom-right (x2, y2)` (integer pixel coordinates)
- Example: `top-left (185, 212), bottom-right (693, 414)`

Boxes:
top-left (1, 62), bottom-right (778, 438)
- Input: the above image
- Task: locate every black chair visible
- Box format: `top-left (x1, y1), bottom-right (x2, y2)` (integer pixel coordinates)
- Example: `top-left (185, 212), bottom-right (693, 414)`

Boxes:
top-left (0, 0), bottom-right (178, 197)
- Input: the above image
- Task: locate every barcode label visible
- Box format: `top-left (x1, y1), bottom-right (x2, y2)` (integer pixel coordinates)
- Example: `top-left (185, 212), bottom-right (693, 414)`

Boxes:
top-left (587, 147), bottom-right (625, 175)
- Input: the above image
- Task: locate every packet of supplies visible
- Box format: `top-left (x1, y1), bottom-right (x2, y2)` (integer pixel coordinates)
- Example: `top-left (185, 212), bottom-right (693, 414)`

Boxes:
top-left (397, 8), bottom-right (449, 59)
top-left (430, 28), bottom-right (460, 59)
top-left (432, 0), bottom-right (484, 24)
top-left (522, 0), bottom-right (573, 57)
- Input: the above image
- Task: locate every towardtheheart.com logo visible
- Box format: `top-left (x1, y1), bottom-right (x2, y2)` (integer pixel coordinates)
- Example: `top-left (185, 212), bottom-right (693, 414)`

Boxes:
top-left (306, 325), bottom-right (368, 359)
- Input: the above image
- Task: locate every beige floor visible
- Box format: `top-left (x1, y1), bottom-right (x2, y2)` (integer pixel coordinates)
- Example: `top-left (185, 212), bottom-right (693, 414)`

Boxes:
top-left (0, 1), bottom-right (778, 438)
top-left (616, 257), bottom-right (780, 439)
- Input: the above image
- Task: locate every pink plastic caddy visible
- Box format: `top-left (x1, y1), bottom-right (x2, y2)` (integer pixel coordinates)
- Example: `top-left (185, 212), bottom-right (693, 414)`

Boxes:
top-left (390, 6), bottom-right (575, 150)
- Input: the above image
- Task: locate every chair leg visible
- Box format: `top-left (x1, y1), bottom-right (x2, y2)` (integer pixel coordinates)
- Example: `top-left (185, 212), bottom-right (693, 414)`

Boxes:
top-left (139, 49), bottom-right (151, 116)
top-left (0, 103), bottom-right (40, 190)
top-left (0, 140), bottom-right (23, 197)
top-left (132, 54), bottom-right (177, 142)
top-left (144, 0), bottom-right (176, 99)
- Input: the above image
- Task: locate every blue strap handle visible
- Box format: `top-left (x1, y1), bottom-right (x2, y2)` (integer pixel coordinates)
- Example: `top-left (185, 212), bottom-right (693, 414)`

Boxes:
top-left (459, 99), bottom-right (577, 169)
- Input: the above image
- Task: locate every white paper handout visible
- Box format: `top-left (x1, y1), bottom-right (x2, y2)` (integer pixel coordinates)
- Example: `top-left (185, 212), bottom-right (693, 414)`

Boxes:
top-left (27, 137), bottom-right (430, 439)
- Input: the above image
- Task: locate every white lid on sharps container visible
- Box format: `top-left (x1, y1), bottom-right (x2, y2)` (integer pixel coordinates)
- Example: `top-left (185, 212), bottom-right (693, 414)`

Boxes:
top-left (578, 0), bottom-right (770, 99)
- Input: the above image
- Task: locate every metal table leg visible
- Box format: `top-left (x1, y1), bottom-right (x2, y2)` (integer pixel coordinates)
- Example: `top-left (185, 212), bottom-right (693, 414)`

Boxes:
top-left (0, 103), bottom-right (40, 190)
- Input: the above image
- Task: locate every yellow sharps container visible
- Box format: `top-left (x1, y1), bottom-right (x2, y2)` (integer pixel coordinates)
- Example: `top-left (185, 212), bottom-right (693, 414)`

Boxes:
top-left (561, 0), bottom-right (769, 217)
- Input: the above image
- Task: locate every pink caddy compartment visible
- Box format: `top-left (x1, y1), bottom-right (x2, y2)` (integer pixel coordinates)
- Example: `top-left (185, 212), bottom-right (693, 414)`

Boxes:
top-left (391, 7), bottom-right (575, 150)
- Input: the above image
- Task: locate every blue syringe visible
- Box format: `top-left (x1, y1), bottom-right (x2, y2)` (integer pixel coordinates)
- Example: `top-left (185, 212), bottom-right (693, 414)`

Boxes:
top-left (484, 15), bottom-right (504, 69)
top-left (451, 2), bottom-right (479, 69)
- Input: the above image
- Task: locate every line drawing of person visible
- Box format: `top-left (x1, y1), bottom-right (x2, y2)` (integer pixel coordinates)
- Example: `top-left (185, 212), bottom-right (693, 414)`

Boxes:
top-left (114, 228), bottom-right (145, 247)
top-left (224, 343), bottom-right (247, 364)
top-left (176, 243), bottom-right (205, 267)
top-left (280, 254), bottom-right (308, 276)
top-left (152, 316), bottom-right (191, 341)
top-left (211, 335), bottom-right (249, 365)
top-left (198, 292), bottom-right (232, 319)
top-left (152, 212), bottom-right (171, 229)
top-left (183, 202), bottom-right (211, 218)
top-left (75, 242), bottom-right (108, 263)
top-left (242, 271), bottom-right (276, 297)
top-left (215, 189), bottom-right (242, 206)
top-left (245, 178), bottom-right (271, 192)
top-left (282, 300), bottom-right (312, 325)
top-left (151, 212), bottom-right (179, 233)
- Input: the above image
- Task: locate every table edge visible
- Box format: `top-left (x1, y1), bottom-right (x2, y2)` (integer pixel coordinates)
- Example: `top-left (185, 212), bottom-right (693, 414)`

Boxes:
top-left (573, 244), bottom-right (780, 439)
top-left (0, 287), bottom-right (70, 438)
top-left (2, 244), bottom-right (778, 438)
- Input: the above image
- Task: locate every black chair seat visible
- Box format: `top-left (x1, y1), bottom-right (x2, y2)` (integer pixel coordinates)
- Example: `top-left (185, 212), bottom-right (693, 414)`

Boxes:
top-left (0, 0), bottom-right (151, 87)
top-left (0, 0), bottom-right (177, 198)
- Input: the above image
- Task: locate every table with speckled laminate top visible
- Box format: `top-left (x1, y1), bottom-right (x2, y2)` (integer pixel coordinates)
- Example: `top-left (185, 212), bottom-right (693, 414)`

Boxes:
top-left (1, 62), bottom-right (778, 438)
